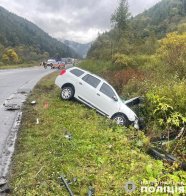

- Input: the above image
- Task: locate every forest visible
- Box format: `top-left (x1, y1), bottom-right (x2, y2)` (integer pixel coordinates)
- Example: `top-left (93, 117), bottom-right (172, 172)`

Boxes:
top-left (0, 6), bottom-right (79, 65)
top-left (81, 0), bottom-right (186, 165)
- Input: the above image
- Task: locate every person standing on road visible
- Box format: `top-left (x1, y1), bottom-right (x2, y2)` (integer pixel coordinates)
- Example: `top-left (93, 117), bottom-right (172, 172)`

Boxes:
top-left (43, 62), bottom-right (47, 69)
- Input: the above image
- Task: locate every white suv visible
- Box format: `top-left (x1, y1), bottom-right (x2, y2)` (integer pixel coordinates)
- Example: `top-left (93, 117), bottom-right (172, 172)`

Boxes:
top-left (55, 67), bottom-right (139, 128)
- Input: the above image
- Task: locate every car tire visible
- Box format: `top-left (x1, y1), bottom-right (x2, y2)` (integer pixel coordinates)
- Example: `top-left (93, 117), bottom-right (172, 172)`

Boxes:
top-left (61, 86), bottom-right (74, 100)
top-left (112, 114), bottom-right (130, 127)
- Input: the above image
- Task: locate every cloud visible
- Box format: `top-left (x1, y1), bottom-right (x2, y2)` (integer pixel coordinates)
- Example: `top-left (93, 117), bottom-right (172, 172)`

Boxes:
top-left (129, 0), bottom-right (161, 15)
top-left (0, 0), bottom-right (160, 43)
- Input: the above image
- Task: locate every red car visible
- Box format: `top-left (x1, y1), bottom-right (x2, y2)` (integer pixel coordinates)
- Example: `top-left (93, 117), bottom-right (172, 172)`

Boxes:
top-left (51, 62), bottom-right (65, 69)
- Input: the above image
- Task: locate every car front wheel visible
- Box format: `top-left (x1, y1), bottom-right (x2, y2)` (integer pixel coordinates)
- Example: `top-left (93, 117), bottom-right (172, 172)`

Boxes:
top-left (112, 114), bottom-right (130, 127)
top-left (61, 86), bottom-right (74, 100)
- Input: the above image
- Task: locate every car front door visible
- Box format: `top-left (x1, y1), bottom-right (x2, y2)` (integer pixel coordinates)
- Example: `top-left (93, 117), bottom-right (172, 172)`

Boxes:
top-left (95, 82), bottom-right (120, 117)
top-left (77, 74), bottom-right (101, 109)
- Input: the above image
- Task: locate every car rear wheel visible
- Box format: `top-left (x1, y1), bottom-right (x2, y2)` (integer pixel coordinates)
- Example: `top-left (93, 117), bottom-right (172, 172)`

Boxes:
top-left (112, 114), bottom-right (130, 127)
top-left (61, 86), bottom-right (74, 100)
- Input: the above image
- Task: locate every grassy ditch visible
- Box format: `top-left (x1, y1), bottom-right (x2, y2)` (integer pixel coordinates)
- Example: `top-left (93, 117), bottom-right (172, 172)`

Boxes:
top-left (79, 60), bottom-right (186, 163)
top-left (10, 72), bottom-right (186, 195)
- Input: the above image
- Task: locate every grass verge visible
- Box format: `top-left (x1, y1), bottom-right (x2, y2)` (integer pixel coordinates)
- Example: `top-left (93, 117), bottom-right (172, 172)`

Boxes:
top-left (0, 62), bottom-right (40, 69)
top-left (10, 72), bottom-right (186, 195)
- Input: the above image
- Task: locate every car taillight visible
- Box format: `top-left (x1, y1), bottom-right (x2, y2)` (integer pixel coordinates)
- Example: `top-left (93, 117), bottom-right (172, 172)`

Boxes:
top-left (60, 69), bottom-right (66, 75)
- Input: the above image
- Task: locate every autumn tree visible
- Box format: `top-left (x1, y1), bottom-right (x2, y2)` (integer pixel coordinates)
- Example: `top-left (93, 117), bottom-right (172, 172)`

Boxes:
top-left (2, 49), bottom-right (20, 64)
top-left (0, 44), bottom-right (4, 63)
top-left (157, 32), bottom-right (186, 78)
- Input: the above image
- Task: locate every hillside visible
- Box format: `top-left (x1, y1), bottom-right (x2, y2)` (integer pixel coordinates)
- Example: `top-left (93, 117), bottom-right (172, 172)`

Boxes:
top-left (87, 0), bottom-right (186, 59)
top-left (64, 40), bottom-right (92, 58)
top-left (132, 0), bottom-right (186, 38)
top-left (82, 0), bottom-right (186, 169)
top-left (0, 6), bottom-right (79, 63)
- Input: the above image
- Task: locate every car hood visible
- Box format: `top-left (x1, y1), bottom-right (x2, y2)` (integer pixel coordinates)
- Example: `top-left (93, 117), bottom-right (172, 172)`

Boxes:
top-left (123, 97), bottom-right (141, 107)
top-left (119, 101), bottom-right (138, 122)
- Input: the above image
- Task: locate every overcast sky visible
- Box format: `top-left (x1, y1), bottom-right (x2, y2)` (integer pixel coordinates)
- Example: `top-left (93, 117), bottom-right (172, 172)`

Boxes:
top-left (0, 0), bottom-right (160, 43)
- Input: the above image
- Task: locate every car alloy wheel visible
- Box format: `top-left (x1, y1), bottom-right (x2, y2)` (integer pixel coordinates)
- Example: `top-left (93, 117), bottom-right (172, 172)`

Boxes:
top-left (114, 116), bottom-right (125, 125)
top-left (61, 87), bottom-right (74, 100)
top-left (113, 114), bottom-right (129, 127)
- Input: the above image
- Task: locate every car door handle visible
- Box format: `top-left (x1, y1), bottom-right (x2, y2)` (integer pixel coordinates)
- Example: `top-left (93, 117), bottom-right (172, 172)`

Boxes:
top-left (79, 82), bottom-right (83, 85)
top-left (97, 93), bottom-right (100, 96)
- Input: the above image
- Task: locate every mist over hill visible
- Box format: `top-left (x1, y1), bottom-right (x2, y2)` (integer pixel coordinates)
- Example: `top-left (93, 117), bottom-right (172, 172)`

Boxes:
top-left (63, 40), bottom-right (92, 59)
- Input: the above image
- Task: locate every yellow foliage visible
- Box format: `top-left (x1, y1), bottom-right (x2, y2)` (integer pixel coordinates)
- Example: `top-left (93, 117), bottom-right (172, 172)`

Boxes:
top-left (157, 32), bottom-right (186, 78)
top-left (2, 48), bottom-right (20, 64)
top-left (2, 53), bottom-right (9, 63)
top-left (112, 53), bottom-right (135, 67)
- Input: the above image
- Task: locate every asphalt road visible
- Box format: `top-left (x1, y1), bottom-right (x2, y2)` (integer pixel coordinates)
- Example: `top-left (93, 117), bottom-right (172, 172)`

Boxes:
top-left (0, 66), bottom-right (54, 177)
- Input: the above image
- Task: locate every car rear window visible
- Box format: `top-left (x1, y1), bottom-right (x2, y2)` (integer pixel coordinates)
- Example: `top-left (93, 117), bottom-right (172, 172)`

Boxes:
top-left (100, 83), bottom-right (116, 98)
top-left (70, 69), bottom-right (84, 77)
top-left (82, 74), bottom-right (101, 88)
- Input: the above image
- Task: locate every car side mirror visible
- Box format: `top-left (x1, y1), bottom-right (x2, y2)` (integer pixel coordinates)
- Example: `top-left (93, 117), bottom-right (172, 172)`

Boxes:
top-left (113, 95), bottom-right (118, 102)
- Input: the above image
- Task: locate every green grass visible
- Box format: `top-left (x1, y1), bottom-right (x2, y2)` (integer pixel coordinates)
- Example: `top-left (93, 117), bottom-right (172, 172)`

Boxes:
top-left (79, 60), bottom-right (113, 75)
top-left (0, 62), bottom-right (40, 69)
top-left (10, 73), bottom-right (186, 195)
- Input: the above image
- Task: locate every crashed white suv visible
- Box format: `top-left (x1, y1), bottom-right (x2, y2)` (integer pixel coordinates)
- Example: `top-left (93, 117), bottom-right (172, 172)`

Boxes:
top-left (55, 67), bottom-right (139, 128)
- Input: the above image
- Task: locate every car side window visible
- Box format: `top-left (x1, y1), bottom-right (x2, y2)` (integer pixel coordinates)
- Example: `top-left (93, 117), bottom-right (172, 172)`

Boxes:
top-left (70, 69), bottom-right (84, 77)
top-left (100, 83), bottom-right (116, 99)
top-left (82, 74), bottom-right (101, 88)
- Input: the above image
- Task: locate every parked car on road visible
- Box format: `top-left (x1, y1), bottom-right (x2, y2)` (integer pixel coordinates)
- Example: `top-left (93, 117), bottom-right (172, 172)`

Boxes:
top-left (51, 61), bottom-right (65, 69)
top-left (55, 67), bottom-right (140, 128)
top-left (47, 59), bottom-right (57, 67)
top-left (46, 59), bottom-right (65, 69)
